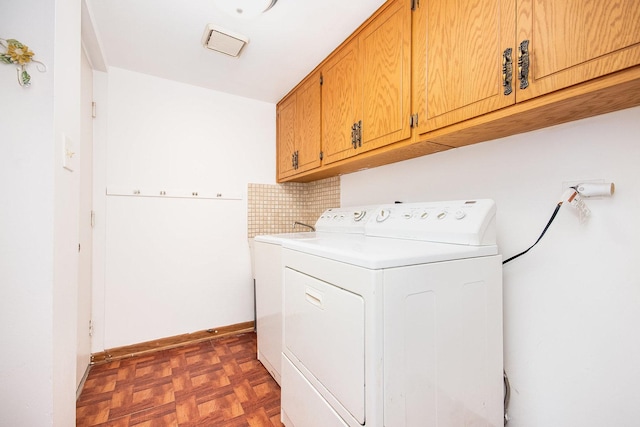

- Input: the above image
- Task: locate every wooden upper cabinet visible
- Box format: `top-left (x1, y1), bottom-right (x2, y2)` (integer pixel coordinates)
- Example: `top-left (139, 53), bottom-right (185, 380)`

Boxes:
top-left (321, 39), bottom-right (362, 165)
top-left (278, 0), bottom-right (640, 182)
top-left (360, 0), bottom-right (412, 152)
top-left (276, 72), bottom-right (322, 181)
top-left (277, 94), bottom-right (297, 180)
top-left (413, 0), bottom-right (516, 135)
top-left (295, 72), bottom-right (322, 174)
top-left (516, 0), bottom-right (640, 101)
top-left (322, 0), bottom-right (411, 165)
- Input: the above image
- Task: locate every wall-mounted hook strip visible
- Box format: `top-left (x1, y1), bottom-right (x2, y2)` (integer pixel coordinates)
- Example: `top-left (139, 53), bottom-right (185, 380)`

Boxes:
top-left (106, 187), bottom-right (242, 200)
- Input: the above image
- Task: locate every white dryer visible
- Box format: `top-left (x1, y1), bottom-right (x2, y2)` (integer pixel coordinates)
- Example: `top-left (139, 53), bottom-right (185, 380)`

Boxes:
top-left (253, 205), bottom-right (378, 385)
top-left (280, 199), bottom-right (503, 427)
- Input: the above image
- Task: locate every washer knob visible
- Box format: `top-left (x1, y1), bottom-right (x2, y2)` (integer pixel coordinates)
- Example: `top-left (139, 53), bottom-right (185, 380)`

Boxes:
top-left (437, 211), bottom-right (447, 220)
top-left (454, 210), bottom-right (466, 220)
top-left (376, 209), bottom-right (391, 222)
top-left (403, 212), bottom-right (413, 219)
top-left (353, 211), bottom-right (367, 222)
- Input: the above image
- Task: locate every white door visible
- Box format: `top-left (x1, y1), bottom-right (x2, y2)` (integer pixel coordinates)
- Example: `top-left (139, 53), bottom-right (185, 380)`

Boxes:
top-left (76, 50), bottom-right (94, 389)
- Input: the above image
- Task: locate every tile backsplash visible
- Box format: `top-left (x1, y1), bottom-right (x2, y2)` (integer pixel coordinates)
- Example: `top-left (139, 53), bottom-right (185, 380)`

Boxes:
top-left (247, 177), bottom-right (340, 238)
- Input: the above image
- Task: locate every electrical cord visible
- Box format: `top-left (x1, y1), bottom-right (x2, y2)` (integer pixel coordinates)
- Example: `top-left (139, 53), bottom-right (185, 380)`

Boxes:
top-left (501, 190), bottom-right (574, 423)
top-left (504, 370), bottom-right (511, 425)
top-left (502, 201), bottom-right (564, 265)
top-left (502, 200), bottom-right (565, 424)
top-left (501, 184), bottom-right (614, 424)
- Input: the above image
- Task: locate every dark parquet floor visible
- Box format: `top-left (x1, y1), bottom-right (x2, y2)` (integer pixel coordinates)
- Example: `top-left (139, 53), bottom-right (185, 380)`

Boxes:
top-left (76, 332), bottom-right (284, 427)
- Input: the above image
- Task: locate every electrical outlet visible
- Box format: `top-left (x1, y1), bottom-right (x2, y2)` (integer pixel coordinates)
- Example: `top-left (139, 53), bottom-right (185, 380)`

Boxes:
top-left (562, 178), bottom-right (604, 194)
top-left (562, 179), bottom-right (616, 199)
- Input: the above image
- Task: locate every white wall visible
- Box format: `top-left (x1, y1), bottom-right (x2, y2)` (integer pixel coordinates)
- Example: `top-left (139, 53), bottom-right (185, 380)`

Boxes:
top-left (0, 0), bottom-right (81, 425)
top-left (0, 3), bottom-right (56, 424)
top-left (340, 106), bottom-right (640, 427)
top-left (93, 67), bottom-right (275, 350)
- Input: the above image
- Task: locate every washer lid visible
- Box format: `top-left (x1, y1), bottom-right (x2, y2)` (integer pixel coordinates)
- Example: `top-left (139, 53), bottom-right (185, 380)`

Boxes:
top-left (282, 235), bottom-right (499, 269)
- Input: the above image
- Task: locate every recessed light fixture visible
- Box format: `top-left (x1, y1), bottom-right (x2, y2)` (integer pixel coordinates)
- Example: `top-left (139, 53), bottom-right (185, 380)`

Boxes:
top-left (213, 0), bottom-right (278, 19)
top-left (201, 24), bottom-right (249, 57)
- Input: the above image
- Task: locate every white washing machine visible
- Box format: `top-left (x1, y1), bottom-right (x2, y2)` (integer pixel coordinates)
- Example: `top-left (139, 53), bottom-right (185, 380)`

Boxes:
top-left (253, 205), bottom-right (378, 385)
top-left (280, 200), bottom-right (504, 427)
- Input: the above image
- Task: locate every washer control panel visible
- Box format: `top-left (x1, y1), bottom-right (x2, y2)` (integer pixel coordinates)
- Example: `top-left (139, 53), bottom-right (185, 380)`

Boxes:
top-left (315, 205), bottom-right (379, 233)
top-left (366, 200), bottom-right (496, 246)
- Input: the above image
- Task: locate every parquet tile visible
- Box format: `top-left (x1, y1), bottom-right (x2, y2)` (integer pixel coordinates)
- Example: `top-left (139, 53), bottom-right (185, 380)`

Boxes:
top-left (77, 333), bottom-right (284, 427)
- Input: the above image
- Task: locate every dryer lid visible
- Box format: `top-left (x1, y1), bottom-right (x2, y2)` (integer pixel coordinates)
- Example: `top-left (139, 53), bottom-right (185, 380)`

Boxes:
top-left (282, 235), bottom-right (498, 269)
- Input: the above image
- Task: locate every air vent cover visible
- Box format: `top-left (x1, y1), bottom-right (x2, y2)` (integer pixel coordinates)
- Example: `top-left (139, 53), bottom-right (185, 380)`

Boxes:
top-left (201, 24), bottom-right (249, 57)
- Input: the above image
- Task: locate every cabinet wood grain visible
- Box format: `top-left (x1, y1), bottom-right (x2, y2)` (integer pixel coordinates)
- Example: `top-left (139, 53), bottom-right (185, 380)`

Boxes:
top-left (360, 0), bottom-right (411, 151)
top-left (322, 0), bottom-right (411, 166)
top-left (413, 0), bottom-right (516, 135)
top-left (276, 72), bottom-right (322, 180)
top-left (321, 40), bottom-right (362, 165)
top-left (276, 95), bottom-right (297, 179)
top-left (517, 0), bottom-right (640, 101)
top-left (295, 72), bottom-right (322, 173)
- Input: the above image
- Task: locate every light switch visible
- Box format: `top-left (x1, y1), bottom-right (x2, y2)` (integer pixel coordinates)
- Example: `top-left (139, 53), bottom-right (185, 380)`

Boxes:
top-left (63, 134), bottom-right (76, 172)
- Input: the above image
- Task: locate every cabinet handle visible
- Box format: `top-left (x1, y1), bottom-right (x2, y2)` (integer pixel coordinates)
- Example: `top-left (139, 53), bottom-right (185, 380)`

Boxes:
top-left (356, 120), bottom-right (362, 147)
top-left (502, 47), bottom-right (513, 96)
top-left (518, 40), bottom-right (530, 90)
top-left (351, 123), bottom-right (358, 149)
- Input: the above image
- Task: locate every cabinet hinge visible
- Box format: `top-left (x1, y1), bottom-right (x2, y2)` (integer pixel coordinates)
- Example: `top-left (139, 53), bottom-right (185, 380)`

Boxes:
top-left (91, 101), bottom-right (97, 118)
top-left (410, 113), bottom-right (419, 128)
top-left (411, 0), bottom-right (419, 11)
top-left (320, 74), bottom-right (323, 86)
top-left (319, 151), bottom-right (324, 161)
top-left (91, 210), bottom-right (95, 228)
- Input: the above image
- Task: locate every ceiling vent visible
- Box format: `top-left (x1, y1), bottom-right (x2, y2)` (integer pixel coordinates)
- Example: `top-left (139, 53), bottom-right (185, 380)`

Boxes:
top-left (201, 24), bottom-right (249, 57)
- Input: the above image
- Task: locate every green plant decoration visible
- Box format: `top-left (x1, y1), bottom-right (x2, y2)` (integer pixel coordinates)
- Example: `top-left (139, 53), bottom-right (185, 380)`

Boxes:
top-left (0, 38), bottom-right (47, 87)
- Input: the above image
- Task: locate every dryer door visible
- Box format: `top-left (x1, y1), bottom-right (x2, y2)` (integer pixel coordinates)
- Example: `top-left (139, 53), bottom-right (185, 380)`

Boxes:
top-left (283, 267), bottom-right (365, 424)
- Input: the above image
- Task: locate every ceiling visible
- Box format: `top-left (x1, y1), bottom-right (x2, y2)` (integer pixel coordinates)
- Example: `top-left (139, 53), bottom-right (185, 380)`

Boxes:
top-left (83, 0), bottom-right (387, 104)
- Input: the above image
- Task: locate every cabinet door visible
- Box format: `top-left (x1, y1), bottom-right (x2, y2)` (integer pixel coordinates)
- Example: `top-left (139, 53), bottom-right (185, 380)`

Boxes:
top-left (413, 0), bottom-right (516, 135)
top-left (295, 72), bottom-right (322, 174)
top-left (277, 95), bottom-right (297, 180)
top-left (321, 39), bottom-right (362, 165)
top-left (516, 0), bottom-right (640, 101)
top-left (360, 0), bottom-right (412, 152)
